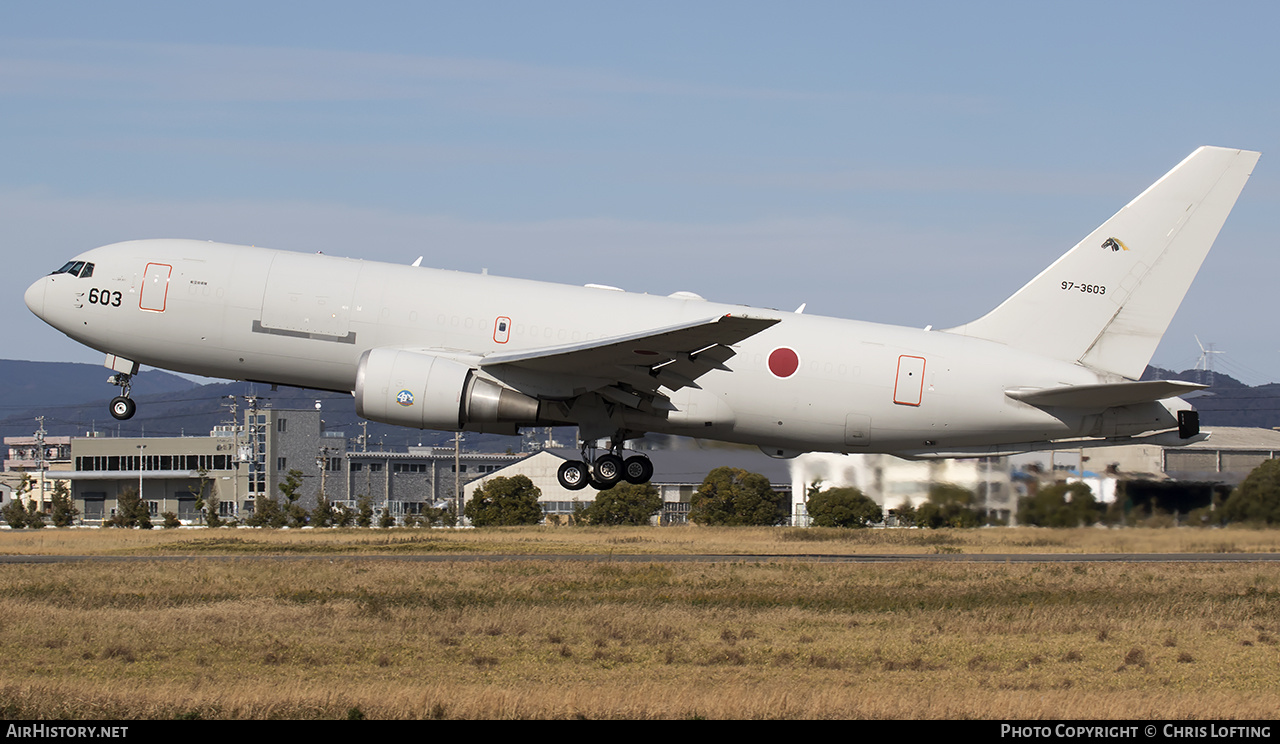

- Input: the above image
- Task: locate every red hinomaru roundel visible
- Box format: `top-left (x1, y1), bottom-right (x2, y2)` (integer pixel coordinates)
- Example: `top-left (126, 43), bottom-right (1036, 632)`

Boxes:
top-left (768, 347), bottom-right (800, 379)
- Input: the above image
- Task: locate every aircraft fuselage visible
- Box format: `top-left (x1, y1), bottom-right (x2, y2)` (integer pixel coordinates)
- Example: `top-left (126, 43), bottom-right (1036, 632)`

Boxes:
top-left (24, 238), bottom-right (1166, 456)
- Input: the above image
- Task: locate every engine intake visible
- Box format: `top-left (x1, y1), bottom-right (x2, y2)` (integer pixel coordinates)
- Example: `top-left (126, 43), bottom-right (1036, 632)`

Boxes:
top-left (354, 348), bottom-right (539, 430)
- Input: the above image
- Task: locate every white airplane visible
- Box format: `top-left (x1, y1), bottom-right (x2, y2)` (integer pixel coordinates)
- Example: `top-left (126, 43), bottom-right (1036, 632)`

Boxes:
top-left (24, 146), bottom-right (1260, 491)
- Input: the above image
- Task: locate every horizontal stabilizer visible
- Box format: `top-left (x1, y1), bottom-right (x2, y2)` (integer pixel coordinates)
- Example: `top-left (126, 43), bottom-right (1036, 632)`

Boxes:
top-left (1005, 379), bottom-right (1206, 409)
top-left (897, 428), bottom-right (1211, 460)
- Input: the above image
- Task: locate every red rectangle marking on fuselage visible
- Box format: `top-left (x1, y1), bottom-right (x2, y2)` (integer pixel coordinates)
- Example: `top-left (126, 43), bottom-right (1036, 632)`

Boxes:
top-left (140, 263), bottom-right (172, 312)
top-left (893, 355), bottom-right (926, 406)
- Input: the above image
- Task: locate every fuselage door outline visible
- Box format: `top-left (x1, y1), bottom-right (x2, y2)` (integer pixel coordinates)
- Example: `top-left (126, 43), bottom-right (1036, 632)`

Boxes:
top-left (140, 263), bottom-right (172, 313)
top-left (893, 355), bottom-right (926, 406)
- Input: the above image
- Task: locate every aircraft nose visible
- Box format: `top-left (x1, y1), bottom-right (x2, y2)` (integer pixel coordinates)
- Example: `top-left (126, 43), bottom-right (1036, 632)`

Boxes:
top-left (24, 277), bottom-right (45, 317)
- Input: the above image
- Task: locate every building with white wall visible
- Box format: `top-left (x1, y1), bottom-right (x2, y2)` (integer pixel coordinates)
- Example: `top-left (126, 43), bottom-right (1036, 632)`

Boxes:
top-left (789, 452), bottom-right (1015, 525)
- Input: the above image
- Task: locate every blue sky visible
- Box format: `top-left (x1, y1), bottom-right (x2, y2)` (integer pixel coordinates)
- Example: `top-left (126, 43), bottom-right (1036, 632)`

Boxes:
top-left (3, 1), bottom-right (1278, 384)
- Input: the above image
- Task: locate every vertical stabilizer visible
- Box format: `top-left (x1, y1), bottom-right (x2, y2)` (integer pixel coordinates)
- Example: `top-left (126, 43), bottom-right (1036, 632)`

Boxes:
top-left (946, 147), bottom-right (1259, 380)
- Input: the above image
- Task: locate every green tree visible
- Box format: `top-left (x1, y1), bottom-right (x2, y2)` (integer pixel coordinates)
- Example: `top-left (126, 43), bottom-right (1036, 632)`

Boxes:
top-left (440, 503), bottom-right (458, 528)
top-left (191, 469), bottom-right (222, 527)
top-left (915, 483), bottom-right (981, 529)
top-left (356, 496), bottom-right (374, 528)
top-left (569, 499), bottom-right (588, 526)
top-left (464, 475), bottom-right (544, 526)
top-left (2, 498), bottom-right (29, 528)
top-left (3, 475), bottom-right (34, 528)
top-left (807, 486), bottom-right (881, 528)
top-left (312, 495), bottom-right (335, 528)
top-left (333, 502), bottom-right (355, 528)
top-left (1018, 482), bottom-right (1100, 527)
top-left (689, 467), bottom-right (788, 526)
top-left (276, 469), bottom-right (310, 528)
top-left (24, 501), bottom-right (46, 529)
top-left (3, 475), bottom-right (35, 528)
top-left (49, 481), bottom-right (79, 528)
top-left (1221, 459), bottom-right (1280, 525)
top-left (582, 482), bottom-right (662, 526)
top-left (246, 495), bottom-right (287, 528)
top-left (161, 511), bottom-right (181, 528)
top-left (378, 507), bottom-right (396, 528)
top-left (108, 488), bottom-right (152, 529)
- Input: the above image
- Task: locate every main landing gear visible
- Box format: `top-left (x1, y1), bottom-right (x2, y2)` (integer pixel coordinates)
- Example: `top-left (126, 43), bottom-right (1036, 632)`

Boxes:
top-left (557, 441), bottom-right (654, 491)
top-left (108, 372), bottom-right (136, 421)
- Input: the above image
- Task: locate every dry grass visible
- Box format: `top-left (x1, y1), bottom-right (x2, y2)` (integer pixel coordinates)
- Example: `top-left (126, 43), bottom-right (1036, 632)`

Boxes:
top-left (1, 558), bottom-right (1279, 719)
top-left (6, 524), bottom-right (1280, 557)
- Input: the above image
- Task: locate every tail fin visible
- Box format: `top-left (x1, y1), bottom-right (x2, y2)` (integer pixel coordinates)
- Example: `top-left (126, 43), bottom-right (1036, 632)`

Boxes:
top-left (945, 146), bottom-right (1259, 380)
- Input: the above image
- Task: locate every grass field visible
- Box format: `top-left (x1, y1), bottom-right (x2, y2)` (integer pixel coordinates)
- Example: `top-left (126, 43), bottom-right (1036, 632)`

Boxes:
top-left (6, 523), bottom-right (1280, 556)
top-left (2, 526), bottom-right (1279, 719)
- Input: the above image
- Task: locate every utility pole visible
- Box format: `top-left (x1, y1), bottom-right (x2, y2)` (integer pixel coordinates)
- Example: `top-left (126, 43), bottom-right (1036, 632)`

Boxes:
top-left (245, 395), bottom-right (260, 504)
top-left (454, 431), bottom-right (463, 524)
top-left (224, 396), bottom-right (239, 513)
top-left (34, 417), bottom-right (46, 510)
top-left (137, 443), bottom-right (146, 507)
top-left (316, 444), bottom-right (337, 503)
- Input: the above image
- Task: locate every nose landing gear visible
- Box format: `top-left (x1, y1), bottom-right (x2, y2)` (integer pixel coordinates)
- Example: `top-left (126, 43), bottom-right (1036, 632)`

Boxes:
top-left (108, 373), bottom-right (136, 421)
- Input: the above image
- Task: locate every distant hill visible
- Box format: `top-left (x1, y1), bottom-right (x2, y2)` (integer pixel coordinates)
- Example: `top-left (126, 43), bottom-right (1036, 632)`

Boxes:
top-left (1142, 367), bottom-right (1280, 429)
top-left (0, 359), bottom-right (198, 412)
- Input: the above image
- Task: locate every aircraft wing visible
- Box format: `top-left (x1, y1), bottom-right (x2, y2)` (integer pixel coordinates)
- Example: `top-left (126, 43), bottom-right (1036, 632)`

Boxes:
top-left (478, 313), bottom-right (779, 403)
top-left (1005, 379), bottom-right (1207, 409)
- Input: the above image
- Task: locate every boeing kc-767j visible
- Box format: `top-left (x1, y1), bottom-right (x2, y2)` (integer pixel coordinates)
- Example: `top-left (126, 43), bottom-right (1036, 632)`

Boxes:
top-left (24, 146), bottom-right (1260, 490)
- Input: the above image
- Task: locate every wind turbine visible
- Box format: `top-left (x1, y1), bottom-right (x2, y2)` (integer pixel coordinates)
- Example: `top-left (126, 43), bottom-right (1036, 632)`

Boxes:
top-left (1194, 335), bottom-right (1224, 386)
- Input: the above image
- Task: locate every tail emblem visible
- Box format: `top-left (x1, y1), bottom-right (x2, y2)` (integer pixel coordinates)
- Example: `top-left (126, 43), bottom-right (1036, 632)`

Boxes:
top-left (1101, 237), bottom-right (1129, 252)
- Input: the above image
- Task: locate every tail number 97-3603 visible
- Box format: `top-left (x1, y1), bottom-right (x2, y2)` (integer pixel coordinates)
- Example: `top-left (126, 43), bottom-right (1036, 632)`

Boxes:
top-left (1061, 281), bottom-right (1106, 295)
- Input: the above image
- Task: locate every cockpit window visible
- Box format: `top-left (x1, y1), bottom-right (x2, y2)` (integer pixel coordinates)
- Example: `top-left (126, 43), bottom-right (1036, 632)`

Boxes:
top-left (49, 261), bottom-right (94, 277)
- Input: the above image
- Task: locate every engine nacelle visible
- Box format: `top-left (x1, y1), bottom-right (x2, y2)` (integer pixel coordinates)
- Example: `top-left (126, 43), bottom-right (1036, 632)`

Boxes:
top-left (354, 348), bottom-right (539, 431)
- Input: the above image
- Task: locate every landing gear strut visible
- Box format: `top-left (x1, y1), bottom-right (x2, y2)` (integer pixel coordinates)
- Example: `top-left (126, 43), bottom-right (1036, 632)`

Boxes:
top-left (108, 373), bottom-right (136, 421)
top-left (555, 436), bottom-right (653, 491)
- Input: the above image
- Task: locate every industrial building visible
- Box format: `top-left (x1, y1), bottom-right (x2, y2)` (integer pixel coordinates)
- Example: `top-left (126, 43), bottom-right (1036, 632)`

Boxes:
top-left (1, 431), bottom-right (72, 512)
top-left (21, 406), bottom-right (519, 524)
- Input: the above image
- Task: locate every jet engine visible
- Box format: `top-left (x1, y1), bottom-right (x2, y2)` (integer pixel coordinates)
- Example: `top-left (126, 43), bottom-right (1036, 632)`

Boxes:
top-left (354, 348), bottom-right (540, 430)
